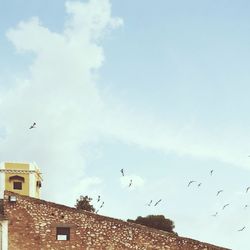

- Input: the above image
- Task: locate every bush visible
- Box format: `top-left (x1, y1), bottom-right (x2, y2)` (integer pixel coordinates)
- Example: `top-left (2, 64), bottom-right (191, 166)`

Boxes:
top-left (127, 215), bottom-right (176, 234)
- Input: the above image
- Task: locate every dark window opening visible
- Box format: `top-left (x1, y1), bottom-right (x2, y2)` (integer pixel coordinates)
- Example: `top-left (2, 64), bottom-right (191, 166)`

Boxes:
top-left (56, 227), bottom-right (70, 240)
top-left (13, 182), bottom-right (22, 190)
top-left (36, 181), bottom-right (42, 188)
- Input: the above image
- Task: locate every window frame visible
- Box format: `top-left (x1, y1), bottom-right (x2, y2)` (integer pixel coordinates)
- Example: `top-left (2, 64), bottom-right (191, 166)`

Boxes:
top-left (56, 227), bottom-right (70, 241)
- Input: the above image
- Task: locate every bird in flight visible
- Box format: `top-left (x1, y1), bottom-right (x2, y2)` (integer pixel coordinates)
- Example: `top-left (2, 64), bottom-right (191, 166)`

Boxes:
top-left (244, 204), bottom-right (248, 209)
top-left (147, 200), bottom-right (153, 206)
top-left (210, 170), bottom-right (214, 176)
top-left (246, 187), bottom-right (250, 193)
top-left (216, 190), bottom-right (223, 196)
top-left (212, 212), bottom-right (218, 217)
top-left (238, 226), bottom-right (246, 232)
top-left (154, 199), bottom-right (162, 206)
top-left (188, 181), bottom-right (196, 187)
top-left (100, 202), bottom-right (104, 209)
top-left (29, 122), bottom-right (36, 129)
top-left (120, 169), bottom-right (124, 177)
top-left (129, 179), bottom-right (133, 187)
top-left (222, 204), bottom-right (230, 210)
top-left (197, 183), bottom-right (202, 187)
top-left (97, 195), bottom-right (100, 202)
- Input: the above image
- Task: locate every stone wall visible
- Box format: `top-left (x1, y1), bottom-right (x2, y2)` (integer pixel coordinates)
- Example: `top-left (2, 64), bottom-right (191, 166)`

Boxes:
top-left (3, 191), bottom-right (229, 250)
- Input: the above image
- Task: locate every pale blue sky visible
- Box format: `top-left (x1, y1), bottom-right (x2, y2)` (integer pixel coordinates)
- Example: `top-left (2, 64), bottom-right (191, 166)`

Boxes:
top-left (103, 0), bottom-right (250, 124)
top-left (1, 1), bottom-right (250, 249)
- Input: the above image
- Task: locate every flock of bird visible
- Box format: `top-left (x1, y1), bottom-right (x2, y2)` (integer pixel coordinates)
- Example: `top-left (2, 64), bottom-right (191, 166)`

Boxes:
top-left (118, 166), bottom-right (249, 233)
top-left (121, 168), bottom-right (163, 207)
top-left (187, 169), bottom-right (249, 232)
top-left (120, 168), bottom-right (133, 188)
top-left (93, 167), bottom-right (164, 214)
top-left (28, 121), bottom-right (248, 233)
top-left (95, 197), bottom-right (104, 214)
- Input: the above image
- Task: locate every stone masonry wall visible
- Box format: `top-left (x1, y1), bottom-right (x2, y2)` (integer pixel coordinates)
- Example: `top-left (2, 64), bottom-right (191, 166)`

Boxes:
top-left (3, 191), bottom-right (230, 250)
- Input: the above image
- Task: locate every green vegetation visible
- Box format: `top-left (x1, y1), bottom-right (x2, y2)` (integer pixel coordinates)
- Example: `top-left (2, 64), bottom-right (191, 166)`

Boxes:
top-left (127, 215), bottom-right (177, 234)
top-left (75, 195), bottom-right (95, 213)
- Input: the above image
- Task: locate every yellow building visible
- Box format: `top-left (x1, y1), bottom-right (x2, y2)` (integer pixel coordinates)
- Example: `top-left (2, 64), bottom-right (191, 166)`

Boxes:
top-left (0, 162), bottom-right (42, 198)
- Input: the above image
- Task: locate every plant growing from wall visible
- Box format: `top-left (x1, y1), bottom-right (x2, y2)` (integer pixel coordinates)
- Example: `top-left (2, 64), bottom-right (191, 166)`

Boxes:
top-left (75, 195), bottom-right (95, 212)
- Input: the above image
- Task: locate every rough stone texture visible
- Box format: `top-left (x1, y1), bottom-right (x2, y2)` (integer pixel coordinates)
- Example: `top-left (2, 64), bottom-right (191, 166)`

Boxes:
top-left (3, 191), bottom-right (230, 250)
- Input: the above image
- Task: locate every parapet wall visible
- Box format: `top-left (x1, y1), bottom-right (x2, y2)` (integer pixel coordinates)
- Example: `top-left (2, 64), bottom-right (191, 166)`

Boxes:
top-left (3, 191), bottom-right (229, 250)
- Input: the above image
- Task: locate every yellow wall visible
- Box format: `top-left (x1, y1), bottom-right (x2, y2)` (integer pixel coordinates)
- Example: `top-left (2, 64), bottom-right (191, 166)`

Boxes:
top-left (3, 162), bottom-right (42, 198)
top-left (5, 163), bottom-right (30, 196)
top-left (5, 162), bottom-right (29, 171)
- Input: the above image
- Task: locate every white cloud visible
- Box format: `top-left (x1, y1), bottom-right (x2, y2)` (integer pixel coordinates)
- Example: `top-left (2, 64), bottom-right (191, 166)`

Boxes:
top-left (65, 0), bottom-right (123, 41)
top-left (1, 0), bottom-right (250, 211)
top-left (101, 104), bottom-right (250, 170)
top-left (2, 3), bottom-right (250, 249)
top-left (73, 176), bottom-right (102, 197)
top-left (0, 0), bottom-right (122, 205)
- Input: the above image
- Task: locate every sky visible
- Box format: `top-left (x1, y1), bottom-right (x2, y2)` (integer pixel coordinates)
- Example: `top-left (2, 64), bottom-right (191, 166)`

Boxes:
top-left (1, 0), bottom-right (250, 249)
